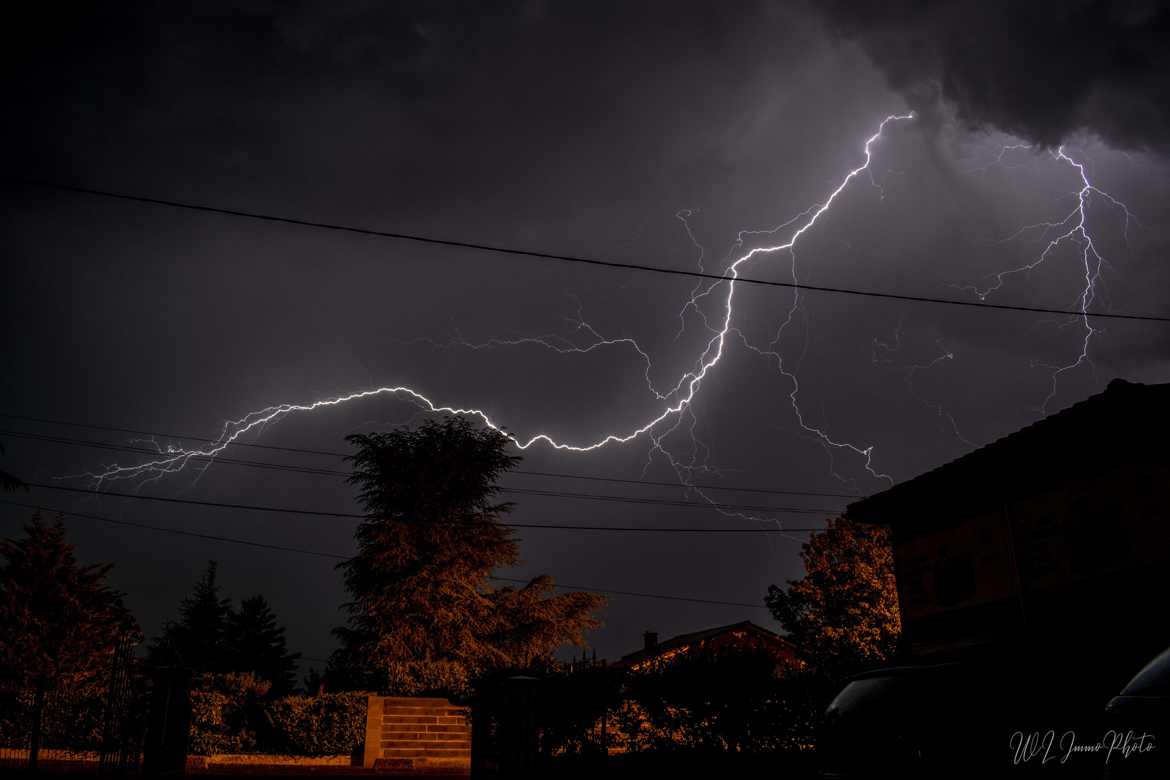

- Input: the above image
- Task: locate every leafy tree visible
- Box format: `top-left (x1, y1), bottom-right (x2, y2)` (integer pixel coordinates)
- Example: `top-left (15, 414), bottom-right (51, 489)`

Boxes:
top-left (0, 513), bottom-right (138, 689)
top-left (224, 595), bottom-right (301, 696)
top-left (331, 417), bottom-right (605, 695)
top-left (622, 645), bottom-right (798, 752)
top-left (765, 517), bottom-right (900, 675)
top-left (151, 560), bottom-right (232, 672)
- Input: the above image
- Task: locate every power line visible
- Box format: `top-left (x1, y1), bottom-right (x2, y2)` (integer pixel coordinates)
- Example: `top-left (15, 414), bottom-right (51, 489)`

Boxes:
top-left (8, 178), bottom-right (1168, 324)
top-left (24, 482), bottom-right (824, 533)
top-left (0, 499), bottom-right (345, 559)
top-left (8, 430), bottom-right (841, 515)
top-left (0, 499), bottom-right (770, 610)
top-left (487, 575), bottom-right (768, 610)
top-left (0, 414), bottom-right (858, 499)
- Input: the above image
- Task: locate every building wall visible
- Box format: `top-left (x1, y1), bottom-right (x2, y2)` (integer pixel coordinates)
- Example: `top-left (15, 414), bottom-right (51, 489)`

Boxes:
top-left (893, 461), bottom-right (1170, 662)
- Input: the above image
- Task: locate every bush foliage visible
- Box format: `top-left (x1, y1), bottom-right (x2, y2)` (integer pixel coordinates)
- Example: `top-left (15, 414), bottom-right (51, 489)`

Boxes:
top-left (536, 648), bottom-right (832, 759)
top-left (188, 673), bottom-right (270, 755)
top-left (187, 673), bottom-right (367, 757)
top-left (263, 692), bottom-right (367, 756)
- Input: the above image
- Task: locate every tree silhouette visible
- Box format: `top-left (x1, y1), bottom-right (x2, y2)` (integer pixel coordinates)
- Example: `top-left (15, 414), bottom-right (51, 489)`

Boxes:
top-left (224, 595), bottom-right (300, 696)
top-left (302, 666), bottom-right (324, 696)
top-left (0, 513), bottom-right (138, 690)
top-left (766, 517), bottom-right (901, 675)
top-left (153, 564), bottom-right (300, 695)
top-left (151, 560), bottom-right (232, 672)
top-left (331, 417), bottom-right (605, 695)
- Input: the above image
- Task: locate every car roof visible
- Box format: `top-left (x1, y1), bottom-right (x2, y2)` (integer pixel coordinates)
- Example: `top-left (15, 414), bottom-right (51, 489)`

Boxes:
top-left (848, 662), bottom-right (963, 682)
top-left (1121, 647), bottom-right (1170, 695)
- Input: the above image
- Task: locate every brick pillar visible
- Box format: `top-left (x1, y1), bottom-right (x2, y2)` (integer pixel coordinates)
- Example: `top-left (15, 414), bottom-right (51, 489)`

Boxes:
top-left (362, 695), bottom-right (385, 768)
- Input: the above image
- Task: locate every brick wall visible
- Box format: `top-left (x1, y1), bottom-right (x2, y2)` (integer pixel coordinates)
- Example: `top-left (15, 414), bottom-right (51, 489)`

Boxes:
top-left (362, 696), bottom-right (471, 772)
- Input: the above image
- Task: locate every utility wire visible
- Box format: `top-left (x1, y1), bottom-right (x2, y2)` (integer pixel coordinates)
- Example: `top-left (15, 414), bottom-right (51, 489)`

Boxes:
top-left (24, 482), bottom-right (825, 533)
top-left (8, 430), bottom-right (841, 515)
top-left (487, 575), bottom-right (769, 610)
top-left (7, 178), bottom-right (1168, 324)
top-left (0, 499), bottom-right (770, 610)
top-left (5, 432), bottom-right (836, 514)
top-left (1, 499), bottom-right (345, 559)
top-left (0, 413), bottom-right (859, 498)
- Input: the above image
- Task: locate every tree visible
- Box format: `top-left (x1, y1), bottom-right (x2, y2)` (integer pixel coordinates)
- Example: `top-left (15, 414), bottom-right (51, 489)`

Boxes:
top-left (620, 645), bottom-right (801, 752)
top-left (224, 595), bottom-right (300, 696)
top-left (0, 513), bottom-right (138, 688)
top-left (332, 417), bottom-right (605, 695)
top-left (151, 560), bottom-right (232, 673)
top-left (765, 517), bottom-right (900, 675)
top-left (302, 667), bottom-right (324, 696)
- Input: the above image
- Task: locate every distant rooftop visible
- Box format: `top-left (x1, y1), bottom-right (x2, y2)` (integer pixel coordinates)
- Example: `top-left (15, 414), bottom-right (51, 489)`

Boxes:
top-left (617, 619), bottom-right (792, 667)
top-left (846, 379), bottom-right (1170, 529)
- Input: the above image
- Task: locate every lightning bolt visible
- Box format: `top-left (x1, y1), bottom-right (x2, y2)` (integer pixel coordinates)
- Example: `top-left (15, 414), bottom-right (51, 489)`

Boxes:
top-left (407, 304), bottom-right (675, 402)
top-left (957, 143), bottom-right (1135, 413)
top-left (871, 317), bottom-right (972, 448)
top-left (80, 114), bottom-right (915, 504)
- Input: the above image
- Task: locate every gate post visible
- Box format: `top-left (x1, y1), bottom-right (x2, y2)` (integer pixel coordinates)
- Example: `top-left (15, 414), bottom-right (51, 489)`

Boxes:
top-left (143, 667), bottom-right (191, 776)
top-left (361, 695), bottom-right (384, 768)
top-left (499, 676), bottom-right (540, 779)
top-left (28, 679), bottom-right (46, 770)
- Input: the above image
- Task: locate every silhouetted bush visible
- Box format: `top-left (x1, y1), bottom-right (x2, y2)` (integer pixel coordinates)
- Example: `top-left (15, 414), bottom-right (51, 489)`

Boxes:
top-left (620, 646), bottom-right (798, 752)
top-left (263, 692), bottom-right (367, 756)
top-left (188, 673), bottom-right (269, 755)
top-left (186, 671), bottom-right (367, 757)
top-left (536, 664), bottom-right (625, 757)
top-left (525, 648), bottom-right (833, 765)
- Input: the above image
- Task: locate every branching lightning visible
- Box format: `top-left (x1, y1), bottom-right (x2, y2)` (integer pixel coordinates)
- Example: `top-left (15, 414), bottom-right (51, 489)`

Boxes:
top-left (81, 114), bottom-right (916, 512)
top-left (871, 317), bottom-right (972, 448)
top-left (957, 143), bottom-right (1135, 413)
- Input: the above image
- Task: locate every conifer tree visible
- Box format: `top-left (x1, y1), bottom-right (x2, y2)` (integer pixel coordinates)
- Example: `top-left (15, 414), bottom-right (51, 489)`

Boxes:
top-left (0, 513), bottom-right (137, 689)
top-left (151, 561), bottom-right (232, 672)
top-left (224, 595), bottom-right (300, 695)
top-left (332, 417), bottom-right (605, 695)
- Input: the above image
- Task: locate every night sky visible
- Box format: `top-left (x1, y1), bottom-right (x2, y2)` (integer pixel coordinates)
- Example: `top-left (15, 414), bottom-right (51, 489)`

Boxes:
top-left (4, 1), bottom-right (1169, 675)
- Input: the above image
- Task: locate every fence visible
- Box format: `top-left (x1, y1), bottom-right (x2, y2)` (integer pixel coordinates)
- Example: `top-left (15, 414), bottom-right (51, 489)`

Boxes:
top-left (0, 634), bottom-right (158, 772)
top-left (469, 653), bottom-right (827, 779)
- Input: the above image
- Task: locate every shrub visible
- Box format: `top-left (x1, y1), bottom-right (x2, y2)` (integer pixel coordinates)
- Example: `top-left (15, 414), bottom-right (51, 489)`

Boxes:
top-left (616, 646), bottom-right (815, 753)
top-left (188, 672), bottom-right (270, 755)
top-left (262, 692), bottom-right (368, 756)
top-left (189, 689), bottom-right (258, 754)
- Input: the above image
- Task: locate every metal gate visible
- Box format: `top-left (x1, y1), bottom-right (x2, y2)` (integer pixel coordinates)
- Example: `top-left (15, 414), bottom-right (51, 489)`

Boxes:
top-left (99, 634), bottom-right (150, 772)
top-left (0, 633), bottom-right (148, 772)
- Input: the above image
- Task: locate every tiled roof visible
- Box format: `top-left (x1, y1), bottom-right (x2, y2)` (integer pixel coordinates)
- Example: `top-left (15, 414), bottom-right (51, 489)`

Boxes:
top-left (846, 379), bottom-right (1170, 528)
top-left (617, 620), bottom-right (792, 667)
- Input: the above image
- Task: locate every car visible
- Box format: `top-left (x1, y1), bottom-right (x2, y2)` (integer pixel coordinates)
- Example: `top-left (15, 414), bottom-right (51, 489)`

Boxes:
top-left (818, 663), bottom-right (971, 779)
top-left (818, 656), bottom-right (1102, 779)
top-left (1102, 646), bottom-right (1170, 778)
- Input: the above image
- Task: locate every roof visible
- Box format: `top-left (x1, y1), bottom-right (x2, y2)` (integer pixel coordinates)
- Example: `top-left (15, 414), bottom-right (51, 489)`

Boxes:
top-left (617, 620), bottom-right (793, 667)
top-left (846, 379), bottom-right (1170, 532)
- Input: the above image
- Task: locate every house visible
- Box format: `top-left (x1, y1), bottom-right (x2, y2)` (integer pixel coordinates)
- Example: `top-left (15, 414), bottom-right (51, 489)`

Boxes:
top-left (846, 378), bottom-right (1170, 701)
top-left (615, 620), bottom-right (798, 672)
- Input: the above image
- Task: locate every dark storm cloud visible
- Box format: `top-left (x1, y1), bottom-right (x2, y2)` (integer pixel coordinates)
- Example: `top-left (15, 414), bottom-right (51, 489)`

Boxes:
top-left (4, 0), bottom-right (821, 217)
top-left (814, 0), bottom-right (1170, 151)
